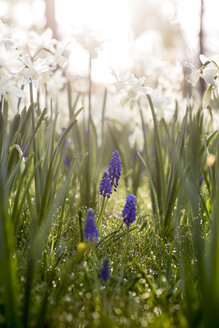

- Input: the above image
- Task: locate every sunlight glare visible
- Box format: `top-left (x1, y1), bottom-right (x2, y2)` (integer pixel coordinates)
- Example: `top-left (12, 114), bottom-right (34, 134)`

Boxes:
top-left (55, 0), bottom-right (130, 83)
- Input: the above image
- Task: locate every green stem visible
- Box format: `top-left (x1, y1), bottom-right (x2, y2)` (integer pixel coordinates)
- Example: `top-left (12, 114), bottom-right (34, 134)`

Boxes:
top-left (29, 81), bottom-right (33, 104)
top-left (147, 94), bottom-right (166, 217)
top-left (30, 82), bottom-right (41, 221)
top-left (98, 197), bottom-right (108, 233)
top-left (113, 226), bottom-right (129, 282)
top-left (90, 246), bottom-right (102, 310)
top-left (2, 221), bottom-right (19, 327)
top-left (112, 225), bottom-right (130, 299)
top-left (86, 55), bottom-right (92, 206)
top-left (122, 225), bottom-right (129, 266)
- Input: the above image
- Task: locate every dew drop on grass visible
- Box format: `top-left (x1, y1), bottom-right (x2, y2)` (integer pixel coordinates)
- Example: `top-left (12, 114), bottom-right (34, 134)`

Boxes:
top-left (79, 311), bottom-right (84, 318)
top-left (86, 293), bottom-right (92, 299)
top-left (115, 308), bottom-right (121, 315)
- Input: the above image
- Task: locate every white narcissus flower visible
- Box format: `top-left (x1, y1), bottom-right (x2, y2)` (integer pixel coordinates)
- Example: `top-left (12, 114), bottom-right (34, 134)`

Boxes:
top-left (0, 22), bottom-right (24, 75)
top-left (20, 55), bottom-right (56, 87)
top-left (202, 67), bottom-right (218, 85)
top-left (113, 71), bottom-right (152, 106)
top-left (185, 55), bottom-right (219, 87)
top-left (29, 30), bottom-right (68, 68)
top-left (150, 86), bottom-right (169, 109)
top-left (29, 28), bottom-right (56, 56)
top-left (46, 70), bottom-right (66, 100)
top-left (128, 124), bottom-right (144, 152)
top-left (53, 42), bottom-right (68, 68)
top-left (184, 62), bottom-right (201, 87)
top-left (0, 73), bottom-right (24, 112)
top-left (0, 74), bottom-right (24, 99)
top-left (0, 19), bottom-right (15, 50)
top-left (0, 43), bottom-right (23, 75)
top-left (0, 20), bottom-right (25, 111)
top-left (112, 71), bottom-right (130, 93)
top-left (73, 27), bottom-right (104, 59)
top-left (200, 54), bottom-right (219, 67)
top-left (199, 55), bottom-right (218, 85)
top-left (122, 74), bottom-right (152, 104)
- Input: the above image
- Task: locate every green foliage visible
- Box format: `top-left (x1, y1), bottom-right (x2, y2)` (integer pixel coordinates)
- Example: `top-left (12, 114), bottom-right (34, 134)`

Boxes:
top-left (1, 81), bottom-right (219, 328)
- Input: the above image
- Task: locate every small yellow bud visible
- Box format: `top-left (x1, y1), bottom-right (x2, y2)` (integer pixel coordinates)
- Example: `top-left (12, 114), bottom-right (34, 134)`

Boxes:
top-left (206, 154), bottom-right (216, 167)
top-left (77, 242), bottom-right (86, 252)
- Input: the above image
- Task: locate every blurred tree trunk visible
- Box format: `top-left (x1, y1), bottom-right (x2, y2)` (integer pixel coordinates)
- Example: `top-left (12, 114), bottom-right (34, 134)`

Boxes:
top-left (199, 0), bottom-right (205, 95)
top-left (45, 0), bottom-right (59, 39)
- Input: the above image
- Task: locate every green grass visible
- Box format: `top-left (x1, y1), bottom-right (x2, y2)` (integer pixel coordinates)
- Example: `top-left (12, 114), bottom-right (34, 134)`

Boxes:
top-left (0, 86), bottom-right (219, 328)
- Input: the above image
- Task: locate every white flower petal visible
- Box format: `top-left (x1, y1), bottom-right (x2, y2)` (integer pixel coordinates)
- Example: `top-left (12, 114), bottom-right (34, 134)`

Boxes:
top-left (200, 54), bottom-right (209, 65)
top-left (186, 70), bottom-right (200, 87)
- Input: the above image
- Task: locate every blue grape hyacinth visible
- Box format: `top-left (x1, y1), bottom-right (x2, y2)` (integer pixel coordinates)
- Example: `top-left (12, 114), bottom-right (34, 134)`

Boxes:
top-left (84, 208), bottom-right (99, 242)
top-left (101, 258), bottom-right (110, 282)
top-left (60, 127), bottom-right (70, 148)
top-left (99, 171), bottom-right (112, 198)
top-left (122, 194), bottom-right (137, 226)
top-left (200, 175), bottom-right (203, 187)
top-left (64, 155), bottom-right (71, 168)
top-left (108, 150), bottom-right (122, 192)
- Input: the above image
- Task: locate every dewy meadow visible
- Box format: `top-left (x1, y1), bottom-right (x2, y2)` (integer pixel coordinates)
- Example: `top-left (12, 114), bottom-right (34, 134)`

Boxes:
top-left (0, 4), bottom-right (219, 327)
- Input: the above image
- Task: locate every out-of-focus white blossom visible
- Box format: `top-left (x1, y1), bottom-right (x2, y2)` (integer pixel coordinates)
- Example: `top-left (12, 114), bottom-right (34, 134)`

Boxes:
top-left (184, 62), bottom-right (201, 87)
top-left (113, 71), bottom-right (152, 106)
top-left (0, 73), bottom-right (24, 112)
top-left (112, 71), bottom-right (129, 93)
top-left (185, 55), bottom-right (219, 87)
top-left (199, 54), bottom-right (219, 85)
top-left (139, 85), bottom-right (172, 119)
top-left (73, 27), bottom-right (104, 58)
top-left (0, 20), bottom-right (71, 110)
top-left (29, 28), bottom-right (56, 56)
top-left (0, 43), bottom-right (23, 75)
top-left (53, 42), bottom-right (68, 68)
top-left (202, 67), bottom-right (218, 85)
top-left (128, 124), bottom-right (144, 152)
top-left (46, 70), bottom-right (66, 100)
top-left (150, 86), bottom-right (169, 109)
top-left (0, 20), bottom-right (15, 49)
top-left (0, 74), bottom-right (23, 98)
top-left (20, 55), bottom-right (56, 87)
top-left (200, 54), bottom-right (219, 67)
top-left (0, 21), bottom-right (24, 111)
top-left (28, 29), bottom-right (68, 69)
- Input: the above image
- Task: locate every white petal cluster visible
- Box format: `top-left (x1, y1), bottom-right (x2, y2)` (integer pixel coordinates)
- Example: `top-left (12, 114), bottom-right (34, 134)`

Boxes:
top-left (29, 28), bottom-right (57, 55)
top-left (73, 27), bottom-right (104, 59)
top-left (150, 86), bottom-right (169, 109)
top-left (0, 20), bottom-right (69, 110)
top-left (20, 55), bottom-right (56, 87)
top-left (0, 23), bottom-right (25, 110)
top-left (128, 124), bottom-right (144, 152)
top-left (47, 70), bottom-right (66, 100)
top-left (113, 71), bottom-right (152, 106)
top-left (185, 54), bottom-right (219, 87)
